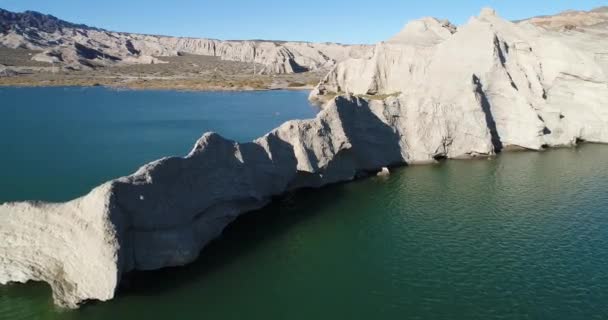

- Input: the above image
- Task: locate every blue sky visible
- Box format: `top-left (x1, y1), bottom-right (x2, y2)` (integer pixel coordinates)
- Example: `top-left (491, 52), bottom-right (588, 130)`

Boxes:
top-left (0, 0), bottom-right (605, 43)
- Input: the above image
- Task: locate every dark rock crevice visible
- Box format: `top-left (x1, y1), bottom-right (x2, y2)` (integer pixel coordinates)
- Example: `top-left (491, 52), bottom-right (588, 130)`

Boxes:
top-left (473, 74), bottom-right (504, 153)
top-left (74, 43), bottom-right (121, 61)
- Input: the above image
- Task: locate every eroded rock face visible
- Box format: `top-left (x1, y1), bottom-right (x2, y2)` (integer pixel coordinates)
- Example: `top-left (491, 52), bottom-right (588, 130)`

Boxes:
top-left (0, 96), bottom-right (389, 307)
top-left (0, 9), bottom-right (372, 72)
top-left (0, 184), bottom-right (121, 308)
top-left (0, 89), bottom-right (501, 307)
top-left (1, 8), bottom-right (607, 308)
top-left (310, 8), bottom-right (608, 150)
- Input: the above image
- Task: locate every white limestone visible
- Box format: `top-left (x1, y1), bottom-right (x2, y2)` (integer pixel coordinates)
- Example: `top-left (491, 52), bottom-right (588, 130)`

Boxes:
top-left (1, 8), bottom-right (607, 308)
top-left (0, 95), bottom-right (411, 308)
top-left (311, 8), bottom-right (608, 151)
top-left (377, 167), bottom-right (391, 177)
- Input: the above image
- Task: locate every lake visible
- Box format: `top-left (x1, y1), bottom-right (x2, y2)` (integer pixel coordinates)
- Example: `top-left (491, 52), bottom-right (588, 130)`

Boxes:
top-left (1, 87), bottom-right (608, 319)
top-left (0, 87), bottom-right (318, 202)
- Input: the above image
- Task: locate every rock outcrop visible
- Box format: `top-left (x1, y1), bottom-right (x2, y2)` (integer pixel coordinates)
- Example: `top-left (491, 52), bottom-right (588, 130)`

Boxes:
top-left (1, 8), bottom-right (607, 308)
top-left (0, 95), bottom-right (412, 308)
top-left (524, 6), bottom-right (608, 31)
top-left (0, 63), bottom-right (18, 76)
top-left (310, 8), bottom-right (608, 153)
top-left (0, 9), bottom-right (371, 72)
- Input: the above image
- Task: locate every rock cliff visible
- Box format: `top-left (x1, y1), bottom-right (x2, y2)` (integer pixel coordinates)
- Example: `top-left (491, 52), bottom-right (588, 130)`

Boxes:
top-left (0, 8), bottom-right (371, 73)
top-left (310, 8), bottom-right (608, 153)
top-left (0, 95), bottom-right (412, 308)
top-left (1, 8), bottom-right (607, 308)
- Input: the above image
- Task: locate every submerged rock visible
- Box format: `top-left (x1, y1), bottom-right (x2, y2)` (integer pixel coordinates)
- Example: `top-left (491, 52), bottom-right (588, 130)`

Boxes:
top-left (377, 167), bottom-right (391, 177)
top-left (1, 8), bottom-right (607, 308)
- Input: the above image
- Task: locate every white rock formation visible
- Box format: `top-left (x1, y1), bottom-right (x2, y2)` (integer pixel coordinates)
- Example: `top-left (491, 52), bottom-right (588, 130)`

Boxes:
top-left (0, 95), bottom-right (412, 308)
top-left (377, 167), bottom-right (391, 177)
top-left (311, 8), bottom-right (608, 152)
top-left (1, 8), bottom-right (607, 308)
top-left (0, 9), bottom-right (372, 72)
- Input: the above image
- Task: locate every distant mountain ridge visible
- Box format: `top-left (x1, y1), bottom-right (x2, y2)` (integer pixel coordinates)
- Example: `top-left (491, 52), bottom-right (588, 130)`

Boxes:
top-left (522, 6), bottom-right (608, 30)
top-left (0, 8), bottom-right (330, 44)
top-left (0, 8), bottom-right (101, 34)
top-left (0, 7), bottom-right (606, 73)
top-left (0, 8), bottom-right (371, 73)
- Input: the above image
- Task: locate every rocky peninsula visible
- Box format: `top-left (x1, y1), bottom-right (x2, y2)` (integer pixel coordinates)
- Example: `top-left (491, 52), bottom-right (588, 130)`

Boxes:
top-left (1, 8), bottom-right (607, 308)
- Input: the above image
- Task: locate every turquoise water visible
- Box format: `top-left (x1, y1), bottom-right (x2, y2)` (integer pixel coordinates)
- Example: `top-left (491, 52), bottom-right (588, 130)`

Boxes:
top-left (1, 88), bottom-right (608, 319)
top-left (0, 87), bottom-right (317, 202)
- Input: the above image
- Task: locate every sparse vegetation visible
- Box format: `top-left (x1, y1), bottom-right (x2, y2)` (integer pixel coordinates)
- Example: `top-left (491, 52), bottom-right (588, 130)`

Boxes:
top-left (0, 49), bottom-right (326, 91)
top-left (287, 82), bottom-right (306, 87)
top-left (0, 47), bottom-right (49, 67)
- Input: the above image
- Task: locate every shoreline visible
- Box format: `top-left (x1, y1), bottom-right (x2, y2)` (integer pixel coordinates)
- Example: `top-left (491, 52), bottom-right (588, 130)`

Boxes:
top-left (0, 77), bottom-right (316, 92)
top-left (0, 132), bottom-right (602, 207)
top-left (1, 91), bottom-right (606, 308)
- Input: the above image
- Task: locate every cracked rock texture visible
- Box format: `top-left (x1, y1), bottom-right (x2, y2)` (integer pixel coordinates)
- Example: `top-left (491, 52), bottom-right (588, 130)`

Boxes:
top-left (1, 8), bottom-right (608, 308)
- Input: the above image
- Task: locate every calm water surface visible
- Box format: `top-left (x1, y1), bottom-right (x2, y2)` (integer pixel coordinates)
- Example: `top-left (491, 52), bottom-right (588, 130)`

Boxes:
top-left (1, 87), bottom-right (608, 319)
top-left (0, 87), bottom-right (317, 202)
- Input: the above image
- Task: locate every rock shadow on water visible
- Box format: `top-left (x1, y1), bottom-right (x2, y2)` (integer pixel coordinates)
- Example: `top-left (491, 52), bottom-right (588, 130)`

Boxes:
top-left (106, 96), bottom-right (408, 302)
top-left (110, 182), bottom-right (355, 300)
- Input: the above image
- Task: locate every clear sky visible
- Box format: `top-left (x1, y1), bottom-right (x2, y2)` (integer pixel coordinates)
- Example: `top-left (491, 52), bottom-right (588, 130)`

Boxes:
top-left (0, 0), bottom-right (605, 44)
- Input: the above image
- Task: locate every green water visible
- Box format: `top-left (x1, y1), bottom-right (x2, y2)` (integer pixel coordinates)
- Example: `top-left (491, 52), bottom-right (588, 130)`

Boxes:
top-left (0, 87), bottom-right (317, 203)
top-left (1, 88), bottom-right (608, 319)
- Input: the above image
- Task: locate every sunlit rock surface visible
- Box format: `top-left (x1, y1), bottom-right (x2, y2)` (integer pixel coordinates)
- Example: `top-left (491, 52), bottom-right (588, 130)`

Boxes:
top-left (1, 8), bottom-right (607, 308)
top-left (311, 8), bottom-right (608, 151)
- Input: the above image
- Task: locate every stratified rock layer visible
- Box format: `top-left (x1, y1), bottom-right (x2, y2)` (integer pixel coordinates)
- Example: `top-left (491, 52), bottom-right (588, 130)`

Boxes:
top-left (524, 6), bottom-right (608, 31)
top-left (0, 9), bottom-right (372, 73)
top-left (1, 8), bottom-right (607, 308)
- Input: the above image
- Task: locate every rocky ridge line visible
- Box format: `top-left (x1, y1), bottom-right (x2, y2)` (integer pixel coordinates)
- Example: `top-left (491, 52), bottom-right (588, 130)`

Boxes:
top-left (310, 8), bottom-right (608, 154)
top-left (0, 8), bottom-right (372, 73)
top-left (1, 8), bottom-right (607, 308)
